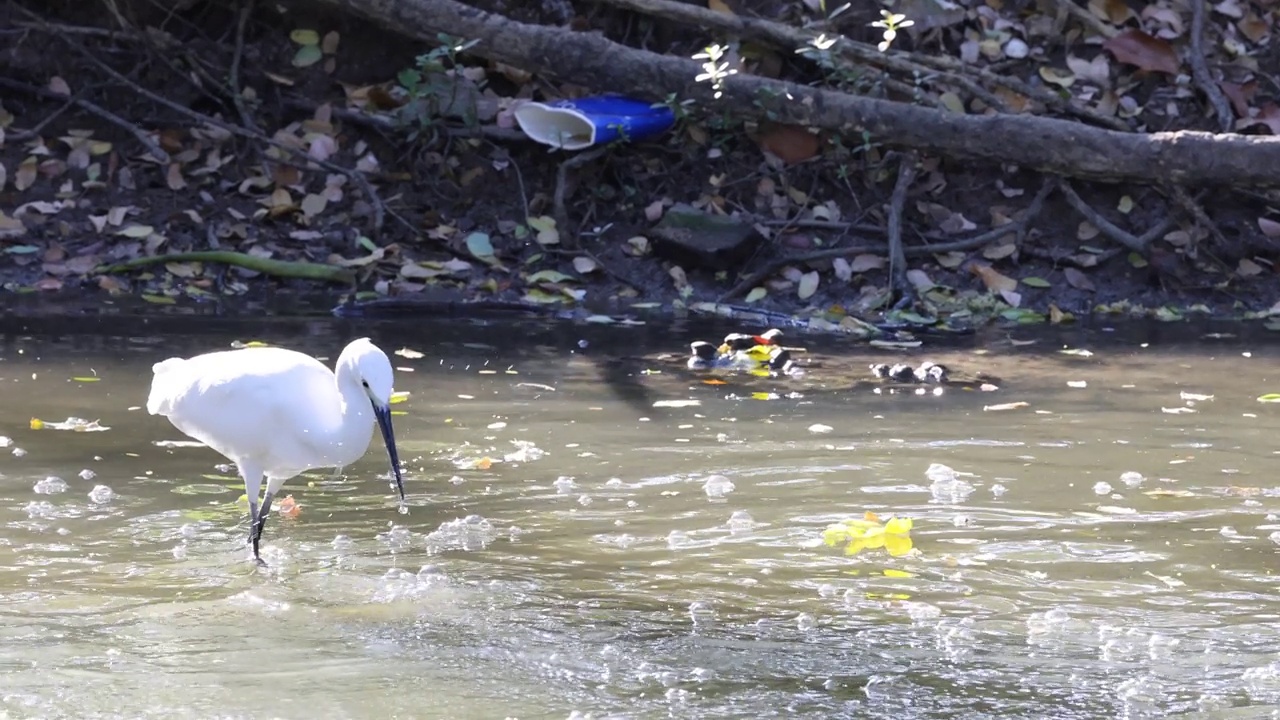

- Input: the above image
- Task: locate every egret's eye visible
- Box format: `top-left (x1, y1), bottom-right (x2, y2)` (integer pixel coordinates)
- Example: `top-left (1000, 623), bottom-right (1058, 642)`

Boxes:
top-left (361, 380), bottom-right (369, 388)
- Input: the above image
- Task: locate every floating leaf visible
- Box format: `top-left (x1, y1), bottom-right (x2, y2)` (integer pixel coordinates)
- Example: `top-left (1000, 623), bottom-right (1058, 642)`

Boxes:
top-left (140, 294), bottom-right (176, 305)
top-left (744, 286), bottom-right (768, 303)
top-left (395, 347), bottom-right (425, 359)
top-left (1258, 394), bottom-right (1280, 403)
top-left (984, 401), bottom-right (1029, 411)
top-left (71, 377), bottom-right (100, 383)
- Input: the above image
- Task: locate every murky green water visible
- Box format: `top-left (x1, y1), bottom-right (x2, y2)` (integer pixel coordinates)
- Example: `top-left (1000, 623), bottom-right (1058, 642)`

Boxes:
top-left (3, 311), bottom-right (1280, 719)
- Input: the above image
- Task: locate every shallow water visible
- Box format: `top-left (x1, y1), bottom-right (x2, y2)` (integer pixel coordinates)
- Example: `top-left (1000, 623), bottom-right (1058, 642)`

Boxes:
top-left (3, 312), bottom-right (1280, 719)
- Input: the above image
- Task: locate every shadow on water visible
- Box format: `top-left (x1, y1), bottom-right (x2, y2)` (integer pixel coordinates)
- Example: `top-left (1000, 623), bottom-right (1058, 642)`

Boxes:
top-left (3, 297), bottom-right (1280, 717)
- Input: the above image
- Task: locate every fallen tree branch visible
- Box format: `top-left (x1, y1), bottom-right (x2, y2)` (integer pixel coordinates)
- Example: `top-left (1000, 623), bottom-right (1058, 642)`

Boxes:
top-left (597, 0), bottom-right (1128, 131)
top-left (313, 0), bottom-right (1280, 188)
top-left (96, 251), bottom-right (356, 284)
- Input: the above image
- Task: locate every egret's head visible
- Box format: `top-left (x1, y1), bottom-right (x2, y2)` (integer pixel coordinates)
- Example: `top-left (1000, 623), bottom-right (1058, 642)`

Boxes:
top-left (345, 337), bottom-right (395, 407)
top-left (342, 337), bottom-right (405, 504)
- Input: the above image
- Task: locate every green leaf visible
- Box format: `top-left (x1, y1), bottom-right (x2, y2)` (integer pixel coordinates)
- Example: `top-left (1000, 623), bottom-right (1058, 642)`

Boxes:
top-left (357, 235), bottom-right (378, 252)
top-left (465, 232), bottom-right (496, 261)
top-left (1021, 276), bottom-right (1051, 288)
top-left (1153, 306), bottom-right (1183, 322)
top-left (1128, 252), bottom-right (1148, 268)
top-left (1258, 394), bottom-right (1280, 403)
top-left (290, 29), bottom-right (320, 45)
top-left (293, 44), bottom-right (323, 68)
top-left (140, 294), bottom-right (176, 305)
top-left (1000, 308), bottom-right (1045, 323)
top-left (744, 287), bottom-right (767, 303)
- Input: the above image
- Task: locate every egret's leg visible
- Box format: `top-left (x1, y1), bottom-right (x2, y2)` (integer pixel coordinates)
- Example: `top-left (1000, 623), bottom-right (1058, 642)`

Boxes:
top-left (238, 461), bottom-right (266, 565)
top-left (252, 475), bottom-right (292, 564)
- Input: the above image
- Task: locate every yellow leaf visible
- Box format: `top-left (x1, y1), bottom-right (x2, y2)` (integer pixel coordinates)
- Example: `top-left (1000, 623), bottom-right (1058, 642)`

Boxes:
top-left (29, 418), bottom-right (43, 429)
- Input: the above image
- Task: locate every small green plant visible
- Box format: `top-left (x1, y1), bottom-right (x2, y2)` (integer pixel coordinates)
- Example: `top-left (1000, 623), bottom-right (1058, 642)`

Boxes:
top-left (693, 44), bottom-right (737, 99)
top-left (870, 10), bottom-right (914, 52)
top-left (395, 33), bottom-right (482, 142)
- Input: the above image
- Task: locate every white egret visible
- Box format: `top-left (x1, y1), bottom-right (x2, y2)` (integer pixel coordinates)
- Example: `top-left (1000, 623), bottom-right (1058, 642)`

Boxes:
top-left (147, 337), bottom-right (406, 564)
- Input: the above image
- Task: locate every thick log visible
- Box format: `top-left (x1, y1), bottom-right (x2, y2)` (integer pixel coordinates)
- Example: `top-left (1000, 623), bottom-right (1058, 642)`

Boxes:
top-left (316, 0), bottom-right (1280, 188)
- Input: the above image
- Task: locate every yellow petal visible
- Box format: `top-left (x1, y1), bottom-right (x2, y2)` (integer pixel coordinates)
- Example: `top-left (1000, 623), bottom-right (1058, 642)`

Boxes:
top-left (885, 534), bottom-right (914, 557)
top-left (884, 517), bottom-right (914, 534)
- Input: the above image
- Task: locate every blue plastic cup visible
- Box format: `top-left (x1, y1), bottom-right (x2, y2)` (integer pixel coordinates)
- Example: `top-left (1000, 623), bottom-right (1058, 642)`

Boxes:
top-left (514, 95), bottom-right (675, 151)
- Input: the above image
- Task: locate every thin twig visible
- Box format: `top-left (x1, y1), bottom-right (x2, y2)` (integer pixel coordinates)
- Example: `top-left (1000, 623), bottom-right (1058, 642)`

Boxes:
top-left (5, 90), bottom-right (80, 142)
top-left (1189, 0), bottom-right (1234, 133)
top-left (1056, 179), bottom-right (1147, 253)
top-left (16, 5), bottom-right (401, 239)
top-left (0, 77), bottom-right (169, 162)
top-left (553, 146), bottom-right (609, 247)
top-left (886, 152), bottom-right (917, 305)
top-left (229, 0), bottom-right (261, 134)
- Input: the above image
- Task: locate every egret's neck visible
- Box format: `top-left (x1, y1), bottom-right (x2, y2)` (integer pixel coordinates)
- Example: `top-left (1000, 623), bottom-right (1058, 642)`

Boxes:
top-left (327, 360), bottom-right (376, 468)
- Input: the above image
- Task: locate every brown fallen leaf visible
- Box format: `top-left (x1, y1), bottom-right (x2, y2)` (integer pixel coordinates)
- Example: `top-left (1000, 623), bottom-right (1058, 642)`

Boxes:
top-left (757, 123), bottom-right (821, 164)
top-left (14, 156), bottom-right (37, 192)
top-left (1102, 29), bottom-right (1181, 75)
top-left (970, 263), bottom-right (1017, 293)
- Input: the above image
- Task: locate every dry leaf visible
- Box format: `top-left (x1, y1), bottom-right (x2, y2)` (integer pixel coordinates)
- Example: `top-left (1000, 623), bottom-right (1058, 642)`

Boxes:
top-left (166, 163), bottom-right (186, 191)
top-left (1258, 217), bottom-right (1280, 238)
top-left (1102, 29), bottom-right (1181, 75)
top-left (797, 270), bottom-right (819, 300)
top-left (832, 257), bottom-right (852, 282)
top-left (971, 261), bottom-right (1017, 293)
top-left (1064, 267), bottom-right (1096, 291)
top-left (757, 123), bottom-right (820, 164)
top-left (1238, 258), bottom-right (1264, 276)
top-left (983, 243), bottom-right (1017, 260)
top-left (984, 401), bottom-right (1029, 411)
top-left (14, 156), bottom-right (37, 192)
top-left (849, 254), bottom-right (886, 272)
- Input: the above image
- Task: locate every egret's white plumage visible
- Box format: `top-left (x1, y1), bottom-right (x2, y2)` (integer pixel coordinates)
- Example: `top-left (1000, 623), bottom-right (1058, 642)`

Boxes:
top-left (148, 337), bottom-right (406, 563)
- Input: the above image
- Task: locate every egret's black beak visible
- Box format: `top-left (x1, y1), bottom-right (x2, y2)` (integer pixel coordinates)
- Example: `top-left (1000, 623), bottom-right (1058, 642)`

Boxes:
top-left (372, 402), bottom-right (406, 503)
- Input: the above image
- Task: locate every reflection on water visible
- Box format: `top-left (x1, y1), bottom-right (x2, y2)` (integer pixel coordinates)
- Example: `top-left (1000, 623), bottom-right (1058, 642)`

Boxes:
top-left (1, 312), bottom-right (1280, 718)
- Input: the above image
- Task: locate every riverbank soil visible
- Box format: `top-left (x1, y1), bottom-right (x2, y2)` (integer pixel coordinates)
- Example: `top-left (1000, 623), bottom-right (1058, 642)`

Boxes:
top-left (3, 0), bottom-right (1280, 329)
